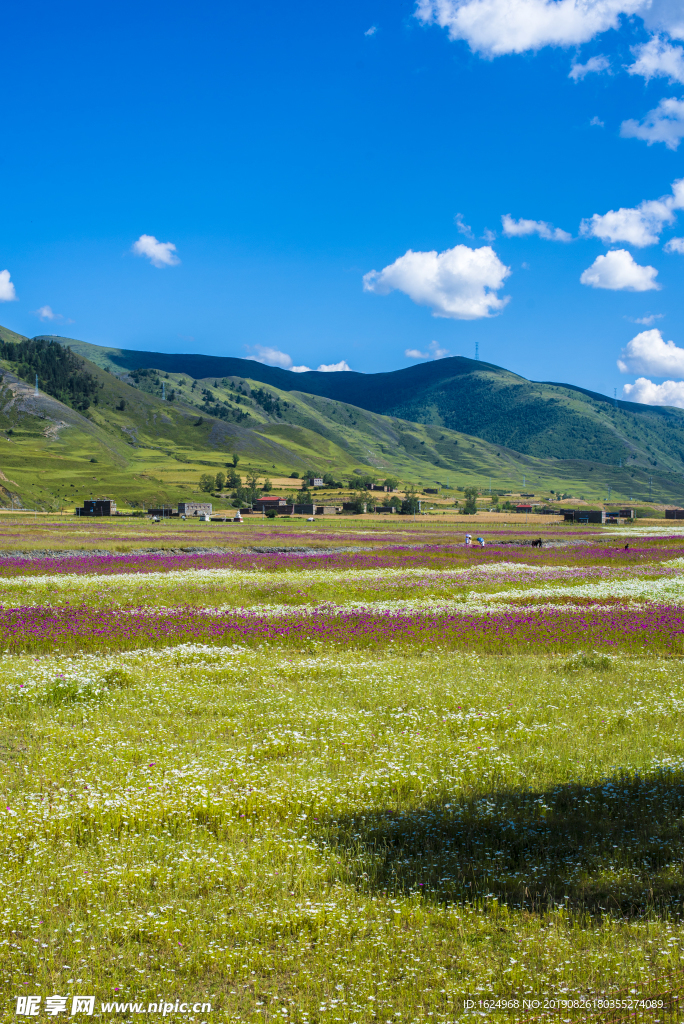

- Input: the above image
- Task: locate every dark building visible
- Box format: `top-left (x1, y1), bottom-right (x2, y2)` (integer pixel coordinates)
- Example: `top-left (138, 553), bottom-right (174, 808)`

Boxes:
top-left (666, 509), bottom-right (684, 519)
top-left (77, 499), bottom-right (117, 516)
top-left (563, 510), bottom-right (606, 524)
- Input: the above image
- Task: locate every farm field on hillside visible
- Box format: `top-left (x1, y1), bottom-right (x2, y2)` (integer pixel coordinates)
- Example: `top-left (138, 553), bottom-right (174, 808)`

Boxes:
top-left (3, 519), bottom-right (684, 1022)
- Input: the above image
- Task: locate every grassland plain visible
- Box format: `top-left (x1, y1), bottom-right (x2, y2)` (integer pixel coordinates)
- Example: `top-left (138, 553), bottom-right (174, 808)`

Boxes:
top-left (3, 518), bottom-right (684, 1023)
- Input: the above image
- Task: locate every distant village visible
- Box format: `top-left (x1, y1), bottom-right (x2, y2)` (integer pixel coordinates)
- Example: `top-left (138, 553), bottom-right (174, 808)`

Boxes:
top-left (74, 473), bottom-right (656, 524)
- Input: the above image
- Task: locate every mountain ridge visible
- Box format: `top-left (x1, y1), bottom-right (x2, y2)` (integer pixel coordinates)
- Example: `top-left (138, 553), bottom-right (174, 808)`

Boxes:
top-left (34, 329), bottom-right (684, 471)
top-left (0, 325), bottom-right (681, 509)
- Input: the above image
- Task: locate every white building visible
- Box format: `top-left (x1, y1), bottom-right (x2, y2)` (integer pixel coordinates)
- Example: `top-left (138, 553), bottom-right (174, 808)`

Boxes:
top-left (178, 502), bottom-right (213, 516)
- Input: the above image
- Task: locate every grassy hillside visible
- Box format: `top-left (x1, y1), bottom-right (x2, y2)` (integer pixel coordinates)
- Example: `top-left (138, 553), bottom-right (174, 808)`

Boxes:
top-left (38, 332), bottom-right (684, 477)
top-left (0, 327), bottom-right (681, 509)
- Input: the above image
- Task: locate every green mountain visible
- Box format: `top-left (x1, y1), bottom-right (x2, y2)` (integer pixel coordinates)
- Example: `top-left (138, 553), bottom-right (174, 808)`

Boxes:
top-left (37, 331), bottom-right (684, 473)
top-left (0, 326), bottom-right (680, 509)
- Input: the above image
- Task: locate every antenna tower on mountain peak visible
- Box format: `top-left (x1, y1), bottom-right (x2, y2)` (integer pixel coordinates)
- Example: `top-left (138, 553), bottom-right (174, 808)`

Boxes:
top-left (475, 342), bottom-right (479, 361)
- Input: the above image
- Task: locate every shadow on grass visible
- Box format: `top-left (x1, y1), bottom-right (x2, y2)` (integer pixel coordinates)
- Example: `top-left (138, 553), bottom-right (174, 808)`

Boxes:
top-left (321, 769), bottom-right (684, 918)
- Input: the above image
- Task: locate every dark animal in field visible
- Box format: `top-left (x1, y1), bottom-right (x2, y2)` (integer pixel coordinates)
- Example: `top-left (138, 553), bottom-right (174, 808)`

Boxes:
top-left (531, 538), bottom-right (543, 548)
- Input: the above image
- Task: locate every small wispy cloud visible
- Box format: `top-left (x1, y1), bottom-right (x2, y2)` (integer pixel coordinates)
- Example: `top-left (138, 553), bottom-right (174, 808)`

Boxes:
top-left (405, 340), bottom-right (451, 361)
top-left (245, 345), bottom-right (297, 370)
top-left (131, 234), bottom-right (180, 268)
top-left (32, 305), bottom-right (73, 323)
top-left (625, 312), bottom-right (665, 326)
top-left (569, 54), bottom-right (610, 81)
top-left (502, 215), bottom-right (572, 242)
top-left (364, 25), bottom-right (377, 36)
top-left (590, 115), bottom-right (605, 127)
top-left (455, 213), bottom-right (474, 239)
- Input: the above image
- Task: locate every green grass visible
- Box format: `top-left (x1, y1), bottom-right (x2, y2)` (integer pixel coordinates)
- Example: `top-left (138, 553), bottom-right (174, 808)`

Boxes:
top-left (3, 647), bottom-right (684, 1022)
top-left (3, 517), bottom-right (684, 1020)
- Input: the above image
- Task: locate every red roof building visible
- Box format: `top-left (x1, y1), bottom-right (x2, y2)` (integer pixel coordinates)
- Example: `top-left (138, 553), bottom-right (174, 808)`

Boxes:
top-left (253, 496), bottom-right (287, 508)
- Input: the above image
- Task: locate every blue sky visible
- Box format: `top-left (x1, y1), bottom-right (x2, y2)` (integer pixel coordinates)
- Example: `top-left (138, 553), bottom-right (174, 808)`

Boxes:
top-left (2, 0), bottom-right (684, 401)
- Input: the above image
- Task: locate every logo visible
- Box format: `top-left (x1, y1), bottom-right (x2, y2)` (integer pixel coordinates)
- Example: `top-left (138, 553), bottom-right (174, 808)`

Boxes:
top-left (16, 997), bottom-right (95, 1016)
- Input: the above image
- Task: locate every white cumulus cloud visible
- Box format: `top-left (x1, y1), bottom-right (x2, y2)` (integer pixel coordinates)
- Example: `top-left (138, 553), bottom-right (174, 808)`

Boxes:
top-left (131, 234), bottom-right (180, 268)
top-left (580, 178), bottom-right (684, 246)
top-left (664, 236), bottom-right (684, 253)
top-left (502, 214), bottom-right (572, 241)
top-left (627, 35), bottom-right (684, 82)
top-left (316, 361), bottom-right (352, 372)
top-left (617, 328), bottom-right (684, 376)
top-left (590, 115), bottom-right (605, 126)
top-left (621, 97), bottom-right (684, 150)
top-left (414, 0), bottom-right (647, 57)
top-left (580, 249), bottom-right (660, 291)
top-left (405, 340), bottom-right (451, 360)
top-left (0, 270), bottom-right (17, 302)
top-left (622, 377), bottom-right (684, 407)
top-left (365, 25), bottom-right (378, 35)
top-left (642, 0), bottom-right (684, 41)
top-left (363, 244), bottom-right (511, 320)
top-left (569, 54), bottom-right (610, 79)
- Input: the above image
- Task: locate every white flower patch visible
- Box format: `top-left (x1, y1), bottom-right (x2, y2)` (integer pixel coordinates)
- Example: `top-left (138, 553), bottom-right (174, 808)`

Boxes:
top-left (487, 574), bottom-right (684, 605)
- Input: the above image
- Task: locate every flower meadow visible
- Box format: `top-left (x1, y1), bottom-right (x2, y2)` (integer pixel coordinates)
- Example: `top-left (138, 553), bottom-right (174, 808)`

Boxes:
top-left (4, 518), bottom-right (684, 1022)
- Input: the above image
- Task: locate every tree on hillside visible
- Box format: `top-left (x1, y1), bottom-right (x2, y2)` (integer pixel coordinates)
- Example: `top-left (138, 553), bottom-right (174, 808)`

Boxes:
top-left (215, 471), bottom-right (225, 492)
top-left (347, 491), bottom-right (368, 513)
top-left (246, 473), bottom-right (261, 504)
top-left (461, 486), bottom-right (478, 515)
top-left (227, 468), bottom-right (241, 488)
top-left (262, 477), bottom-right (273, 492)
top-left (401, 485), bottom-right (420, 515)
top-left (232, 453), bottom-right (240, 467)
top-left (199, 474), bottom-right (215, 493)
top-left (0, 337), bottom-right (99, 412)
top-left (383, 476), bottom-right (399, 491)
